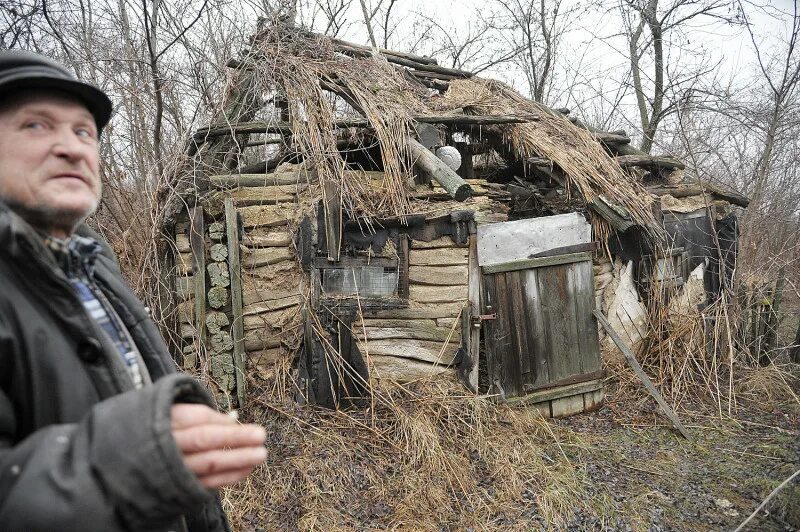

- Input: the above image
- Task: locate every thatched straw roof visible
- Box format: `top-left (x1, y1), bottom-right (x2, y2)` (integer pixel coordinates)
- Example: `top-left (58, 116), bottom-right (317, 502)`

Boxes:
top-left (183, 22), bottom-right (665, 241)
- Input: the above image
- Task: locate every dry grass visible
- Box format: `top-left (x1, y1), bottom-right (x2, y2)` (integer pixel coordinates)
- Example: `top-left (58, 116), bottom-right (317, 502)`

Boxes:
top-left (222, 376), bottom-right (602, 530)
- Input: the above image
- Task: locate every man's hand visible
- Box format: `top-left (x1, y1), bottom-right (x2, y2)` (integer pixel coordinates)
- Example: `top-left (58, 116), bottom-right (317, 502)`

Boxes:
top-left (171, 404), bottom-right (267, 489)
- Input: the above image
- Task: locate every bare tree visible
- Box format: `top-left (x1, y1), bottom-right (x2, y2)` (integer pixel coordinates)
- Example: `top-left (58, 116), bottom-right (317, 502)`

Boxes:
top-left (494, 0), bottom-right (570, 103)
top-left (620, 0), bottom-right (734, 153)
top-left (413, 7), bottom-right (519, 74)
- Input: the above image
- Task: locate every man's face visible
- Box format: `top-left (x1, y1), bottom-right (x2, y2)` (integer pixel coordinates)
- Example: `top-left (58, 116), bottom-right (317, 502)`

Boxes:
top-left (0, 91), bottom-right (101, 238)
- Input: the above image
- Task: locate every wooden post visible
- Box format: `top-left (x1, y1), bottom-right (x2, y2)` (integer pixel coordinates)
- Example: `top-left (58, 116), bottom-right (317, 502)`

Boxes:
top-left (466, 234), bottom-right (481, 392)
top-left (407, 136), bottom-right (473, 201)
top-left (224, 199), bottom-right (247, 408)
top-left (189, 208), bottom-right (206, 358)
top-left (594, 309), bottom-right (691, 440)
top-left (322, 180), bottom-right (342, 261)
top-left (456, 142), bottom-right (475, 180)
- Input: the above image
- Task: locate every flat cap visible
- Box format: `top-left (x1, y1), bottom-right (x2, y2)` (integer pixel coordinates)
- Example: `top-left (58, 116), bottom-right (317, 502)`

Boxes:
top-left (0, 49), bottom-right (112, 129)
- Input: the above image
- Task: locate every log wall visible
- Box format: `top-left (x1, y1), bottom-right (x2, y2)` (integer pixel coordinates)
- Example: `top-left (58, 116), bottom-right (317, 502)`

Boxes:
top-left (175, 169), bottom-right (510, 393)
top-left (354, 181), bottom-right (508, 383)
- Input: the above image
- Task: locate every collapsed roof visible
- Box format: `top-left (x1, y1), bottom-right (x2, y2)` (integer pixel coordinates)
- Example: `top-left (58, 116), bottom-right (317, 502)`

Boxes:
top-left (168, 21), bottom-right (748, 245)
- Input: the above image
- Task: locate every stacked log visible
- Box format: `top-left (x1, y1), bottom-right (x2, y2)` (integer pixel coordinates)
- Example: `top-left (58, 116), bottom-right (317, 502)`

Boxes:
top-left (355, 236), bottom-right (470, 382)
top-left (227, 171), bottom-right (311, 380)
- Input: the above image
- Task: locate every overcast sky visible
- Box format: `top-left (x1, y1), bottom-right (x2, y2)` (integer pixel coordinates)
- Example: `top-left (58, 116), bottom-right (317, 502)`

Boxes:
top-left (271, 0), bottom-right (793, 141)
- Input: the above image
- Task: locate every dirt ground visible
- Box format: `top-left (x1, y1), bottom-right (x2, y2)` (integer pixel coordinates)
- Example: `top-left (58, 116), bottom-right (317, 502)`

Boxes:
top-left (227, 372), bottom-right (800, 532)
top-left (551, 393), bottom-right (800, 531)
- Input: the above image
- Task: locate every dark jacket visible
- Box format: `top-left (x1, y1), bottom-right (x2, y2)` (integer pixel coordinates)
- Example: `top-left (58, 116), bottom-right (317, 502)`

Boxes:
top-left (0, 203), bottom-right (230, 532)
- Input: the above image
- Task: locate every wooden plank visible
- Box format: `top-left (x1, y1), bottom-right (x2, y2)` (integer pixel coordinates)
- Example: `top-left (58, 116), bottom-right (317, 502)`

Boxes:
top-left (594, 309), bottom-right (691, 440)
top-left (466, 234), bottom-right (481, 392)
top-left (225, 198), bottom-right (247, 408)
top-left (238, 205), bottom-right (292, 228)
top-left (507, 270), bottom-right (532, 377)
top-left (508, 379), bottom-right (603, 405)
top-left (523, 369), bottom-right (606, 393)
top-left (366, 302), bottom-right (465, 320)
top-left (409, 284), bottom-right (468, 303)
top-left (482, 252), bottom-right (592, 275)
top-left (523, 268), bottom-right (549, 389)
top-left (322, 180), bottom-right (342, 261)
top-left (411, 236), bottom-right (464, 249)
top-left (242, 247), bottom-right (294, 268)
top-left (313, 256), bottom-right (396, 269)
top-left (210, 171), bottom-right (316, 187)
top-left (398, 235), bottom-right (410, 300)
top-left (496, 272), bottom-right (524, 397)
top-left (409, 247), bottom-right (469, 266)
top-left (243, 306), bottom-right (299, 330)
top-left (615, 154), bottom-right (685, 170)
top-left (357, 318), bottom-right (437, 328)
top-left (408, 265), bottom-right (468, 286)
top-left (481, 273), bottom-right (502, 397)
top-left (358, 325), bottom-right (460, 342)
top-left (241, 230), bottom-right (292, 248)
top-left (369, 355), bottom-right (453, 382)
top-left (189, 208), bottom-right (206, 349)
top-left (359, 339), bottom-right (458, 365)
top-left (242, 294), bottom-right (302, 314)
top-left (573, 260), bottom-right (602, 374)
top-left (229, 185), bottom-right (302, 206)
top-left (550, 394), bottom-right (587, 417)
top-left (537, 265), bottom-right (575, 383)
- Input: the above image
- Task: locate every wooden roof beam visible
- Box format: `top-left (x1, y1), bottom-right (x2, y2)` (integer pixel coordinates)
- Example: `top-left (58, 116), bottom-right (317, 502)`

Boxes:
top-left (194, 114), bottom-right (540, 142)
top-left (408, 136), bottom-right (472, 201)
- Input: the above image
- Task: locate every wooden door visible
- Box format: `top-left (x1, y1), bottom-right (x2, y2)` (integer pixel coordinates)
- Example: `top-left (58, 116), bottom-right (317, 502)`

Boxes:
top-left (477, 214), bottom-right (602, 400)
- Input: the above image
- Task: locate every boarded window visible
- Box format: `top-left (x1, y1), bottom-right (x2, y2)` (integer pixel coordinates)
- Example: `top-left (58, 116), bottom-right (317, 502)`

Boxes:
top-left (321, 265), bottom-right (399, 297)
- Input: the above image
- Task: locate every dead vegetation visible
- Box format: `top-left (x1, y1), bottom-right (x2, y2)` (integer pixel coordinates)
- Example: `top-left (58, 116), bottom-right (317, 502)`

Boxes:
top-left (221, 376), bottom-right (607, 530)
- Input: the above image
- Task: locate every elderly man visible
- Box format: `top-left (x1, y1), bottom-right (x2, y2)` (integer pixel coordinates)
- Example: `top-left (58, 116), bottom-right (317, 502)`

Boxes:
top-left (0, 51), bottom-right (266, 531)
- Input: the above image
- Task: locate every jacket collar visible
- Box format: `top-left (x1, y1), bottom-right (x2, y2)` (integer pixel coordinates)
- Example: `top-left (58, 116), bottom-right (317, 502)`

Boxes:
top-left (0, 200), bottom-right (99, 275)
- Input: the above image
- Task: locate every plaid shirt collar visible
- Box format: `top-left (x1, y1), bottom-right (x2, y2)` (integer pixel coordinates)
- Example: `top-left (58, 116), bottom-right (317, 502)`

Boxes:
top-left (43, 234), bottom-right (102, 278)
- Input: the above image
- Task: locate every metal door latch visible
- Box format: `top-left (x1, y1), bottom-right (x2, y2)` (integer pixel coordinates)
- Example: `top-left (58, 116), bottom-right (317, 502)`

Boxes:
top-left (471, 313), bottom-right (497, 328)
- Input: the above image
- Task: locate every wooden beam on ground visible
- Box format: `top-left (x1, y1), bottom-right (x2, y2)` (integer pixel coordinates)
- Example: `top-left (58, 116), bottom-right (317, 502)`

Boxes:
top-left (224, 199), bottom-right (247, 408)
top-left (593, 309), bottom-right (691, 440)
top-left (615, 154), bottom-right (686, 171)
top-left (408, 136), bottom-right (472, 201)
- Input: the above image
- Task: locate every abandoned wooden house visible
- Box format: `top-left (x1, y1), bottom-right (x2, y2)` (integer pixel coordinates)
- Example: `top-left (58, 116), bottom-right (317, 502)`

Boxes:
top-left (161, 22), bottom-right (749, 417)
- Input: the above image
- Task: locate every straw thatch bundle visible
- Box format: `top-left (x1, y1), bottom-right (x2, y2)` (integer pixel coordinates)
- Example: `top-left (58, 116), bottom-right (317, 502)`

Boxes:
top-left (211, 27), bottom-right (658, 244)
top-left (440, 78), bottom-right (658, 238)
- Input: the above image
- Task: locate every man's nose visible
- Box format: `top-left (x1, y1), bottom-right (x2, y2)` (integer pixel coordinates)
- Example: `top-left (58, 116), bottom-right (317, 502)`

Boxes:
top-left (51, 128), bottom-right (88, 161)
